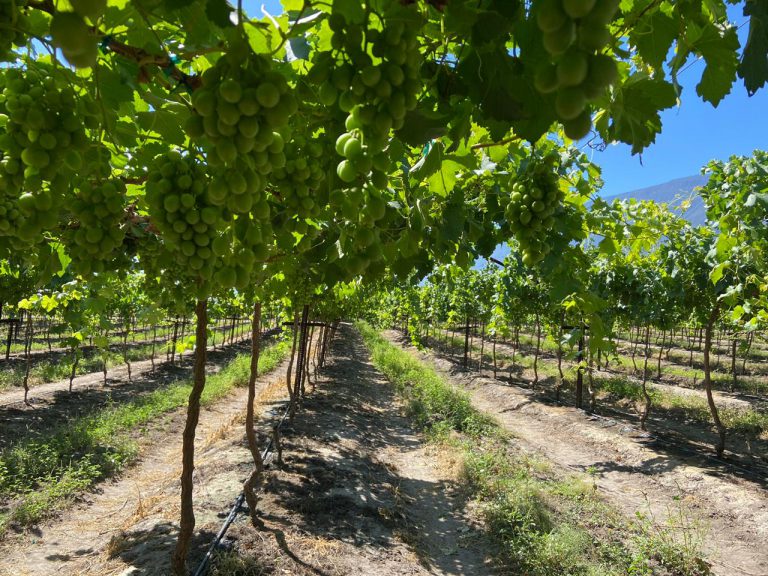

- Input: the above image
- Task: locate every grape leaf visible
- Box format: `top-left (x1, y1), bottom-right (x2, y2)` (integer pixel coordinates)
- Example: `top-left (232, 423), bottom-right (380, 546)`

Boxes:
top-left (332, 0), bottom-right (365, 24)
top-left (396, 108), bottom-right (450, 147)
top-left (603, 73), bottom-right (677, 154)
top-left (427, 159), bottom-right (465, 196)
top-left (689, 22), bottom-right (740, 106)
top-left (137, 107), bottom-right (188, 145)
top-left (205, 0), bottom-right (234, 28)
top-left (739, 0), bottom-right (768, 95)
top-left (97, 64), bottom-right (135, 111)
top-left (630, 8), bottom-right (677, 70)
top-left (409, 142), bottom-right (443, 183)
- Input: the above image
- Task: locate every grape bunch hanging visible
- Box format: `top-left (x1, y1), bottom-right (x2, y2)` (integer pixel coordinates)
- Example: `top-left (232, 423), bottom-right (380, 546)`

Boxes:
top-left (0, 67), bottom-right (96, 243)
top-left (186, 46), bottom-right (296, 176)
top-left (505, 161), bottom-right (564, 266)
top-left (145, 151), bottom-right (225, 282)
top-left (533, 0), bottom-right (620, 140)
top-left (67, 179), bottom-right (127, 274)
top-left (0, 0), bottom-right (28, 61)
top-left (308, 3), bottom-right (423, 186)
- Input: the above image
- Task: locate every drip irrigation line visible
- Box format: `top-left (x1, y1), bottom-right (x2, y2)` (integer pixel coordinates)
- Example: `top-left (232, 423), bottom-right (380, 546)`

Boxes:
top-left (191, 321), bottom-right (323, 576)
top-left (191, 396), bottom-right (293, 576)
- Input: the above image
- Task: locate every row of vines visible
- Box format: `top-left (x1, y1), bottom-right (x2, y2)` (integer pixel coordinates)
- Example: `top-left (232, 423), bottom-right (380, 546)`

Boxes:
top-left (1, 0), bottom-right (767, 572)
top-left (361, 164), bottom-right (768, 459)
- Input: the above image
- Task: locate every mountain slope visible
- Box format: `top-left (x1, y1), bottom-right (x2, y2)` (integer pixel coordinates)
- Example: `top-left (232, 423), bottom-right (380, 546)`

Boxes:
top-left (604, 174), bottom-right (709, 226)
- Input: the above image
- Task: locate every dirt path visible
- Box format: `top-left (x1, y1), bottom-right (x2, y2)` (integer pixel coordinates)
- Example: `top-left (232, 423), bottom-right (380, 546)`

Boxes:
top-left (223, 323), bottom-right (494, 575)
top-left (0, 325), bottom-right (495, 576)
top-left (386, 331), bottom-right (768, 576)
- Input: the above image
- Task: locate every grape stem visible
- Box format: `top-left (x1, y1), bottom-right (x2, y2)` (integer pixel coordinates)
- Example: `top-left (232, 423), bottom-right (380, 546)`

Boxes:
top-left (470, 135), bottom-right (522, 151)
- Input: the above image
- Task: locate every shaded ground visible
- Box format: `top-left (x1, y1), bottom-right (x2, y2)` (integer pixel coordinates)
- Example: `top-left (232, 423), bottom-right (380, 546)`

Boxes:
top-left (386, 331), bottom-right (768, 576)
top-left (225, 323), bottom-right (493, 576)
top-left (0, 325), bottom-right (496, 576)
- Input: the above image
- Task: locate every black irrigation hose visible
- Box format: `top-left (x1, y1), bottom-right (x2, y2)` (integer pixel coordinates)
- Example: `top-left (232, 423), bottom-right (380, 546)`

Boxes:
top-left (192, 323), bottom-right (321, 576)
top-left (191, 398), bottom-right (293, 576)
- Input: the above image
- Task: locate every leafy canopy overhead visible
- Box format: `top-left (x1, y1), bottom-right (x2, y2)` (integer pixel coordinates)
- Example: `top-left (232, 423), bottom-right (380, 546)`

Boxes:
top-left (0, 0), bottom-right (764, 303)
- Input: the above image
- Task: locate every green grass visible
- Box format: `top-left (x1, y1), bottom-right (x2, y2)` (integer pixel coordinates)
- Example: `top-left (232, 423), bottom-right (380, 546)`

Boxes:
top-left (0, 333), bottom-right (245, 393)
top-left (358, 322), bottom-right (709, 576)
top-left (0, 339), bottom-right (290, 536)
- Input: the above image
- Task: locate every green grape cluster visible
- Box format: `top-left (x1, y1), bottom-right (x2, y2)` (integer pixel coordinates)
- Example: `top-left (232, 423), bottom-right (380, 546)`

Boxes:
top-left (0, 67), bottom-right (92, 188)
top-left (505, 162), bottom-right (564, 266)
top-left (208, 156), bottom-right (271, 216)
top-left (308, 5), bottom-right (422, 185)
top-left (333, 107), bottom-right (393, 186)
top-left (185, 48), bottom-right (296, 171)
top-left (67, 179), bottom-right (127, 274)
top-left (0, 170), bottom-right (23, 238)
top-left (145, 151), bottom-right (225, 281)
top-left (203, 212), bottom-right (274, 291)
top-left (534, 0), bottom-right (620, 139)
top-left (0, 0), bottom-right (28, 61)
top-left (271, 136), bottom-right (327, 220)
top-left (329, 180), bottom-right (387, 225)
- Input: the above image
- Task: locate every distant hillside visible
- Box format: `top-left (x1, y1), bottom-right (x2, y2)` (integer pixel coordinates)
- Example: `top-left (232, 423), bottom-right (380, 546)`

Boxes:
top-left (604, 174), bottom-right (709, 226)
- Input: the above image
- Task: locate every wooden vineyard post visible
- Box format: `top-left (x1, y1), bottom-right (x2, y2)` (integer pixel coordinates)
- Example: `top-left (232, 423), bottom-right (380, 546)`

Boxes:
top-left (294, 305), bottom-right (310, 403)
top-left (640, 325), bottom-right (652, 430)
top-left (307, 323), bottom-right (316, 392)
top-left (171, 299), bottom-right (208, 576)
top-left (22, 314), bottom-right (33, 405)
top-left (576, 328), bottom-right (584, 410)
top-left (492, 335), bottom-right (497, 379)
top-left (532, 312), bottom-right (541, 388)
top-left (656, 329), bottom-right (665, 379)
top-left (730, 335), bottom-right (738, 392)
top-left (463, 316), bottom-right (470, 369)
top-left (556, 333), bottom-right (565, 402)
top-left (151, 325), bottom-right (157, 373)
top-left (169, 319), bottom-right (179, 364)
top-left (703, 304), bottom-right (726, 458)
top-left (285, 312), bottom-right (300, 412)
top-left (243, 302), bottom-right (263, 526)
top-left (69, 345), bottom-right (79, 392)
top-left (178, 316), bottom-right (186, 364)
top-left (122, 320), bottom-right (132, 382)
top-left (479, 322), bottom-right (485, 371)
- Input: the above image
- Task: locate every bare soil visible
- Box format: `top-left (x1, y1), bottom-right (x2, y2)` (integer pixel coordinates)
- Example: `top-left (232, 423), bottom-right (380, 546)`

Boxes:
top-left (0, 325), bottom-right (496, 576)
top-left (0, 331), bottom-right (280, 454)
top-left (431, 332), bottom-right (768, 467)
top-left (386, 331), bottom-right (768, 576)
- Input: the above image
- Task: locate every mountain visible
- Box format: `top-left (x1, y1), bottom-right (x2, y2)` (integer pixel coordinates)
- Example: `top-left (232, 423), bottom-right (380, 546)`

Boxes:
top-left (603, 174), bottom-right (709, 226)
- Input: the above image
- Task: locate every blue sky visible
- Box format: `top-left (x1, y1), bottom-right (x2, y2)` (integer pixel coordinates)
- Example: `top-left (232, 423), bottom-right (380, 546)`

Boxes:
top-left (584, 3), bottom-right (766, 197)
top-left (251, 1), bottom-right (764, 197)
